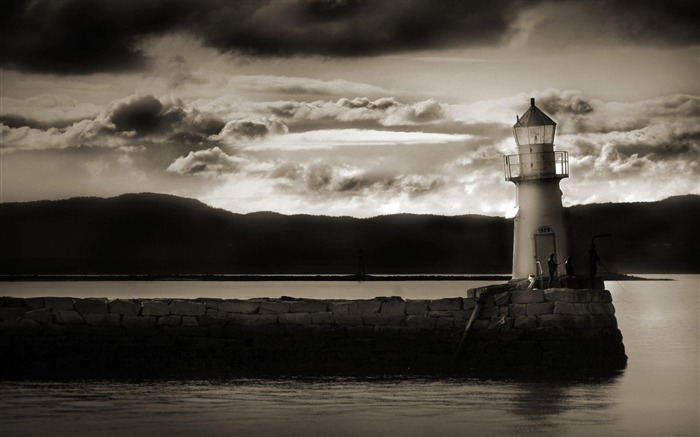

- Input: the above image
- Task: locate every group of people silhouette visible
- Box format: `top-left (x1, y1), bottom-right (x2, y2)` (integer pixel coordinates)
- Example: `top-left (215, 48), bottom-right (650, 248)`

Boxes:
top-left (546, 240), bottom-right (601, 287)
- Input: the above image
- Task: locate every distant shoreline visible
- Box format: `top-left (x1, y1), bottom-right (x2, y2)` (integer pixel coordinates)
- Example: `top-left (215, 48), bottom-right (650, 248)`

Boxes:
top-left (0, 273), bottom-right (674, 282)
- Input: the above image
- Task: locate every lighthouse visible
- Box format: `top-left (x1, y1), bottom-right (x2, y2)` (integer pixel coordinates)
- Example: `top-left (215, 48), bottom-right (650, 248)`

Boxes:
top-left (504, 98), bottom-right (570, 280)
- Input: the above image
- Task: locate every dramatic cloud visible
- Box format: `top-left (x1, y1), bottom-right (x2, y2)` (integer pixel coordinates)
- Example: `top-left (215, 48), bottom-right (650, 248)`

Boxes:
top-left (220, 117), bottom-right (288, 140)
top-left (167, 147), bottom-right (247, 177)
top-left (263, 98), bottom-right (456, 132)
top-left (3, 0), bottom-right (697, 74)
top-left (1, 94), bottom-right (227, 152)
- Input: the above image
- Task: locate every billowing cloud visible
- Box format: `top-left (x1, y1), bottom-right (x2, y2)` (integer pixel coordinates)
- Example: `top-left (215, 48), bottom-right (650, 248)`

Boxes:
top-left (3, 0), bottom-right (697, 74)
top-left (220, 117), bottom-right (288, 140)
top-left (264, 97), bottom-right (454, 131)
top-left (167, 147), bottom-right (246, 177)
top-left (1, 94), bottom-right (226, 152)
top-left (266, 160), bottom-right (446, 201)
top-left (105, 94), bottom-right (225, 139)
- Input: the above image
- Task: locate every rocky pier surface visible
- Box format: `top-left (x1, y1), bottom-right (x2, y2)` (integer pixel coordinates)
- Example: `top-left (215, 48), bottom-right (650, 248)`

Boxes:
top-left (0, 284), bottom-right (626, 378)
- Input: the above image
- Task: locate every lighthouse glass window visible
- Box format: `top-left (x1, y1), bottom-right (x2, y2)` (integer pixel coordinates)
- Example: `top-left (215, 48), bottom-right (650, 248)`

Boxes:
top-left (514, 125), bottom-right (555, 145)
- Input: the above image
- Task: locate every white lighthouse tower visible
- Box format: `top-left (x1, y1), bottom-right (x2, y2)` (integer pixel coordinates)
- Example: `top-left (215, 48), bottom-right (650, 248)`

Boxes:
top-left (504, 98), bottom-right (570, 280)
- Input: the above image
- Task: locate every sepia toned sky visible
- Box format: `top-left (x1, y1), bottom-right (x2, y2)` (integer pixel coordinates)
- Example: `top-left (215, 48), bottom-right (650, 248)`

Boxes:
top-left (1, 0), bottom-right (698, 217)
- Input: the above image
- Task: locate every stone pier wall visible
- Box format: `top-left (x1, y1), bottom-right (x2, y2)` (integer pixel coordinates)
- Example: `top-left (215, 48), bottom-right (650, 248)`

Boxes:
top-left (0, 287), bottom-right (626, 378)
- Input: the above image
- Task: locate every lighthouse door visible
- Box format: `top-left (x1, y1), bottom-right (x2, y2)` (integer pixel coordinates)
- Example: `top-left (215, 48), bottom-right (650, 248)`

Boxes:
top-left (534, 226), bottom-right (556, 276)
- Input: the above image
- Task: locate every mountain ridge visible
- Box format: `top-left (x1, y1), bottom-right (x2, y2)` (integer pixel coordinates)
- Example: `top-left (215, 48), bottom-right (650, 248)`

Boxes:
top-left (1, 193), bottom-right (698, 275)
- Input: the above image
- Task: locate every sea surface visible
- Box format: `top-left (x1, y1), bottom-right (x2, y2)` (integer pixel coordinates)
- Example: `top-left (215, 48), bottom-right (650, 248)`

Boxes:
top-left (1, 275), bottom-right (698, 436)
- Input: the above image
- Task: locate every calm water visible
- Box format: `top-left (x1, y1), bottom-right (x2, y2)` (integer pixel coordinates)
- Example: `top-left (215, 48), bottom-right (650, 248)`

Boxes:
top-left (1, 275), bottom-right (698, 437)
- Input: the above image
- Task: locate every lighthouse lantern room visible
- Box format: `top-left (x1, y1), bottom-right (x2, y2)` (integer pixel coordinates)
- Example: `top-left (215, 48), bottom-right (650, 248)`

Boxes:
top-left (504, 98), bottom-right (570, 280)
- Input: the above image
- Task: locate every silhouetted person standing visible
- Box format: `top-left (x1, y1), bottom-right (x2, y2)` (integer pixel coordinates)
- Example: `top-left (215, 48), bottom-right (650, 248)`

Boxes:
top-left (589, 243), bottom-right (600, 279)
top-left (357, 249), bottom-right (366, 277)
top-left (548, 253), bottom-right (557, 287)
top-left (565, 256), bottom-right (574, 278)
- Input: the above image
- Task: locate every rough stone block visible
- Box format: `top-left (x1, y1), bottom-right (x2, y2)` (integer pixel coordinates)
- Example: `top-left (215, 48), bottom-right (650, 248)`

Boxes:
top-left (121, 315), bottom-right (156, 328)
top-left (74, 298), bottom-right (108, 315)
top-left (494, 292), bottom-right (510, 306)
top-left (54, 310), bottom-right (84, 325)
top-left (169, 300), bottom-right (206, 316)
top-left (157, 315), bottom-right (182, 326)
top-left (527, 302), bottom-right (555, 316)
top-left (363, 314), bottom-right (405, 326)
top-left (451, 310), bottom-right (474, 320)
top-left (472, 319), bottom-right (490, 330)
top-left (544, 289), bottom-right (582, 303)
top-left (538, 314), bottom-right (586, 329)
top-left (181, 316), bottom-right (199, 327)
top-left (142, 301), bottom-right (170, 316)
top-left (0, 319), bottom-right (41, 336)
top-left (24, 308), bottom-right (53, 324)
top-left (310, 312), bottom-right (334, 324)
top-left (435, 317), bottom-right (454, 330)
top-left (219, 300), bottom-right (259, 314)
top-left (0, 307), bottom-right (27, 320)
top-left (332, 314), bottom-right (364, 326)
top-left (227, 314), bottom-right (278, 325)
top-left (84, 313), bottom-right (121, 327)
top-left (429, 298), bottom-right (462, 311)
top-left (514, 316), bottom-right (538, 330)
top-left (589, 314), bottom-right (614, 329)
top-left (380, 301), bottom-right (406, 316)
top-left (25, 297), bottom-right (45, 310)
top-left (197, 298), bottom-right (222, 309)
top-left (108, 299), bottom-right (141, 316)
top-left (479, 306), bottom-right (500, 319)
top-left (425, 310), bottom-right (453, 318)
top-left (598, 290), bottom-right (613, 303)
top-left (279, 313), bottom-right (313, 325)
top-left (488, 316), bottom-right (513, 330)
top-left (604, 303), bottom-right (616, 315)
top-left (356, 300), bottom-right (381, 315)
top-left (405, 300), bottom-right (429, 315)
top-left (44, 297), bottom-right (75, 310)
top-left (204, 309), bottom-right (228, 320)
top-left (329, 301), bottom-right (352, 315)
top-left (259, 301), bottom-right (291, 314)
top-left (289, 300), bottom-right (328, 313)
top-left (406, 315), bottom-right (437, 329)
top-left (511, 290), bottom-right (545, 304)
top-left (463, 298), bottom-right (476, 310)
top-left (509, 304), bottom-right (527, 317)
top-left (554, 302), bottom-right (589, 316)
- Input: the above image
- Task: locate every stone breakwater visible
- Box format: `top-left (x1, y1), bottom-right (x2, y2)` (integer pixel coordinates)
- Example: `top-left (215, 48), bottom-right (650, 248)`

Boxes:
top-left (0, 287), bottom-right (626, 378)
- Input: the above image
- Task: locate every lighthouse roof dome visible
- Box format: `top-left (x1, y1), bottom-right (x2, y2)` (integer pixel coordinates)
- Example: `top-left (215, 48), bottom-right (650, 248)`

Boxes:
top-left (514, 98), bottom-right (556, 128)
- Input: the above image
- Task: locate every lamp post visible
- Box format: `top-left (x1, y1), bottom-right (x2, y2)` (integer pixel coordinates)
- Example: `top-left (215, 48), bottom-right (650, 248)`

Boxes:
top-left (504, 98), bottom-right (570, 280)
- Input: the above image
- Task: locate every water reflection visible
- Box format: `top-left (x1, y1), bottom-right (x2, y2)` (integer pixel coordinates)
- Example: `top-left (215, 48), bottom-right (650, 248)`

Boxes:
top-left (503, 373), bottom-right (621, 435)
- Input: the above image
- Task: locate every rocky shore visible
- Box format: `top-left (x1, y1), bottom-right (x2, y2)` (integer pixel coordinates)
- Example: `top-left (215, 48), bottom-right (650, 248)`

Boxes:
top-left (0, 284), bottom-right (627, 378)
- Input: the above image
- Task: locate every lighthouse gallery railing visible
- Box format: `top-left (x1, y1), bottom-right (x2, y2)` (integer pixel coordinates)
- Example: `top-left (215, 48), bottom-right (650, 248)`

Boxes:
top-left (504, 151), bottom-right (569, 182)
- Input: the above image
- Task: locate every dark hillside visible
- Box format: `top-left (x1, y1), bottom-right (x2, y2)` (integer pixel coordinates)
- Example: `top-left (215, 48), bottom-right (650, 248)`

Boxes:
top-left (1, 193), bottom-right (697, 275)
